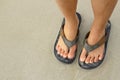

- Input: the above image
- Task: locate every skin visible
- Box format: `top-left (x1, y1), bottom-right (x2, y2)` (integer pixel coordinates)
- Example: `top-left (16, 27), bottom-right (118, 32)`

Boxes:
top-left (56, 0), bottom-right (118, 63)
top-left (56, 0), bottom-right (79, 59)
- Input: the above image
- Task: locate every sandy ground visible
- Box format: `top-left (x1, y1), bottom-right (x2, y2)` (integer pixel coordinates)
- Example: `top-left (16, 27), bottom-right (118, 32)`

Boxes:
top-left (0, 0), bottom-right (120, 80)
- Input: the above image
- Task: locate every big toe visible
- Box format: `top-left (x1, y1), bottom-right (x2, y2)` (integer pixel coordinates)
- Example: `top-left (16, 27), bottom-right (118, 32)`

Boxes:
top-left (80, 48), bottom-right (87, 62)
top-left (68, 45), bottom-right (76, 59)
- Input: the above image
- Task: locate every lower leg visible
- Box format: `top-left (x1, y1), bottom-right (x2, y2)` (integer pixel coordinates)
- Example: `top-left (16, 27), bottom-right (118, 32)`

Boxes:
top-left (88, 0), bottom-right (118, 44)
top-left (56, 0), bottom-right (78, 41)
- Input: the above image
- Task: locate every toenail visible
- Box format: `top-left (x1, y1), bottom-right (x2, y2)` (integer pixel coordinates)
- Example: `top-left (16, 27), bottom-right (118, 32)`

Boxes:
top-left (85, 61), bottom-right (89, 64)
top-left (95, 60), bottom-right (97, 62)
top-left (57, 52), bottom-right (60, 54)
top-left (60, 54), bottom-right (63, 56)
top-left (90, 61), bottom-right (93, 63)
top-left (63, 55), bottom-right (67, 58)
top-left (99, 57), bottom-right (102, 60)
top-left (80, 58), bottom-right (84, 62)
top-left (99, 58), bottom-right (102, 60)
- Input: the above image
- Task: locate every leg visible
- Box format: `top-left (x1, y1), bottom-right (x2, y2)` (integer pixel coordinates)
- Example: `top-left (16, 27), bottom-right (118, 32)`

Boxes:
top-left (56, 0), bottom-right (79, 59)
top-left (80, 0), bottom-right (118, 63)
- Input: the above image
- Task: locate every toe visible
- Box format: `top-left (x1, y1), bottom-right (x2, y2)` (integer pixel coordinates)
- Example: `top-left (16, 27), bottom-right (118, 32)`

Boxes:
top-left (63, 52), bottom-right (68, 58)
top-left (61, 49), bottom-right (64, 54)
top-left (94, 55), bottom-right (99, 62)
top-left (63, 48), bottom-right (68, 58)
top-left (61, 49), bottom-right (65, 56)
top-left (59, 47), bottom-right (62, 52)
top-left (99, 54), bottom-right (103, 60)
top-left (56, 45), bottom-right (59, 52)
top-left (56, 45), bottom-right (59, 51)
top-left (60, 49), bottom-right (64, 56)
top-left (85, 55), bottom-right (91, 64)
top-left (57, 45), bottom-right (61, 54)
top-left (68, 45), bottom-right (76, 59)
top-left (80, 48), bottom-right (87, 62)
top-left (90, 57), bottom-right (95, 63)
top-left (58, 48), bottom-right (63, 56)
top-left (57, 45), bottom-right (61, 52)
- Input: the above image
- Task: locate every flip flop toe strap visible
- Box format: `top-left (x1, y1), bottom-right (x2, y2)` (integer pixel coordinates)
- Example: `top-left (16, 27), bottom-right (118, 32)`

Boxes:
top-left (84, 31), bottom-right (108, 54)
top-left (60, 25), bottom-right (79, 49)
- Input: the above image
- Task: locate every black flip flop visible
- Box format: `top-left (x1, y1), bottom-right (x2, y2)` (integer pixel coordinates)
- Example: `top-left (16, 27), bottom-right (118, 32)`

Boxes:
top-left (54, 12), bottom-right (82, 64)
top-left (78, 21), bottom-right (111, 69)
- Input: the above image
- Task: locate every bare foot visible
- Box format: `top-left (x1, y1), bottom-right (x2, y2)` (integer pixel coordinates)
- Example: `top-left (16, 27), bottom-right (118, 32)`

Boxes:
top-left (80, 28), bottom-right (105, 64)
top-left (56, 15), bottom-right (79, 59)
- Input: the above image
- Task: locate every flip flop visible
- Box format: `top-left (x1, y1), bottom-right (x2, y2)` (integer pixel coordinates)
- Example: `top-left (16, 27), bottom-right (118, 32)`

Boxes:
top-left (54, 12), bottom-right (82, 64)
top-left (78, 21), bottom-right (111, 69)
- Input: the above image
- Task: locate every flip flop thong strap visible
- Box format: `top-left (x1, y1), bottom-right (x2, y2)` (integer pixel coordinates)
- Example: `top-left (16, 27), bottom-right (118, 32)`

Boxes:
top-left (84, 31), bottom-right (108, 53)
top-left (60, 25), bottom-right (79, 49)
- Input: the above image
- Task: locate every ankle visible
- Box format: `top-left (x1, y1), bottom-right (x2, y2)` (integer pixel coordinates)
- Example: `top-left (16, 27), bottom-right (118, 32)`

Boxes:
top-left (65, 14), bottom-right (79, 28)
top-left (63, 15), bottom-right (79, 41)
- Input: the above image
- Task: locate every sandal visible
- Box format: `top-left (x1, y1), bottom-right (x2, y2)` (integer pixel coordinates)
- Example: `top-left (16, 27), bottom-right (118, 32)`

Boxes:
top-left (54, 12), bottom-right (82, 64)
top-left (78, 21), bottom-right (111, 69)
